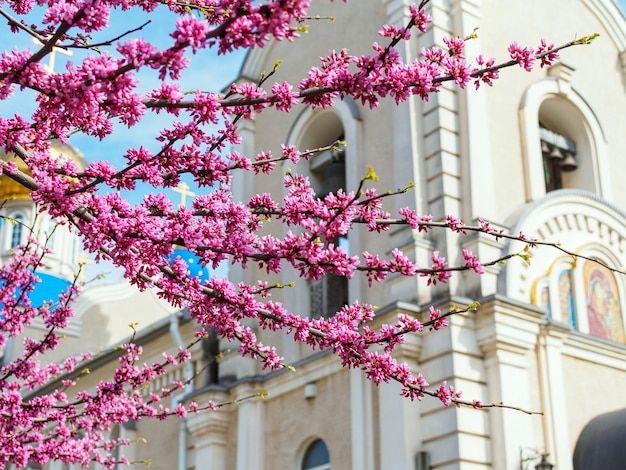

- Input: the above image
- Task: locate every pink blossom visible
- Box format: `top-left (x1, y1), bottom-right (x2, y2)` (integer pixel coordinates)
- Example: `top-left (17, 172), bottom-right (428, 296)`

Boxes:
top-left (171, 16), bottom-right (209, 53)
top-left (508, 42), bottom-right (535, 72)
top-left (473, 54), bottom-right (498, 89)
top-left (271, 81), bottom-right (300, 112)
top-left (428, 306), bottom-right (448, 330)
top-left (409, 4), bottom-right (432, 32)
top-left (462, 249), bottom-right (485, 274)
top-left (422, 251), bottom-right (453, 285)
top-left (536, 39), bottom-right (560, 68)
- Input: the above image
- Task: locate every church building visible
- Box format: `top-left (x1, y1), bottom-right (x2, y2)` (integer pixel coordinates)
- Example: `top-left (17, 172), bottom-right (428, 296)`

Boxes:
top-left (2, 1), bottom-right (626, 470)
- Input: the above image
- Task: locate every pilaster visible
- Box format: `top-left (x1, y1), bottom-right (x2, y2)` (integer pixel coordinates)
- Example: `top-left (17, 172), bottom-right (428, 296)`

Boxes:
top-left (449, 0), bottom-right (499, 224)
top-left (476, 300), bottom-right (543, 470)
top-left (187, 390), bottom-right (232, 470)
top-left (417, 0), bottom-right (465, 299)
top-left (382, 0), bottom-right (432, 305)
top-left (350, 369), bottom-right (375, 470)
top-left (418, 300), bottom-right (491, 469)
top-left (372, 307), bottom-right (424, 468)
top-left (235, 383), bottom-right (266, 470)
top-left (537, 322), bottom-right (573, 470)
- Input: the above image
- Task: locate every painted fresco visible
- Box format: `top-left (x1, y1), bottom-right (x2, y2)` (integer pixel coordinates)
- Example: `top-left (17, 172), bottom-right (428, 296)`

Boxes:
top-left (558, 269), bottom-right (576, 327)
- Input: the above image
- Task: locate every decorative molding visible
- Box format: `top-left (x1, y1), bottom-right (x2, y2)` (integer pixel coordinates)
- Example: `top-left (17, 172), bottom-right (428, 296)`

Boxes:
top-left (74, 279), bottom-right (177, 318)
top-left (187, 390), bottom-right (232, 439)
top-left (562, 329), bottom-right (626, 370)
top-left (29, 316), bottom-right (82, 338)
top-left (547, 62), bottom-right (576, 96)
top-left (500, 190), bottom-right (626, 303)
top-left (581, 0), bottom-right (626, 52)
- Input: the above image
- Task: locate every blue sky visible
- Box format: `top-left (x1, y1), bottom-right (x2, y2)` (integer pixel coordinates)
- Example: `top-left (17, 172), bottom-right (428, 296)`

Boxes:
top-left (0, 5), bottom-right (245, 208)
top-left (0, 5), bottom-right (245, 282)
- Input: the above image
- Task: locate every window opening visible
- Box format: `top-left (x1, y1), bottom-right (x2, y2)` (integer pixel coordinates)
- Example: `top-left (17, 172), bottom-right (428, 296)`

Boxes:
top-left (302, 439), bottom-right (331, 470)
top-left (309, 136), bottom-right (348, 319)
top-left (202, 328), bottom-right (220, 385)
top-left (540, 125), bottom-right (577, 192)
top-left (10, 213), bottom-right (24, 249)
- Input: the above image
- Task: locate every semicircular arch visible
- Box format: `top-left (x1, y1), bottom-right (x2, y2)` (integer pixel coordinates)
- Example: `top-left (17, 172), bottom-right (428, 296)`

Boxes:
top-left (520, 75), bottom-right (610, 201)
top-left (499, 190), bottom-right (626, 304)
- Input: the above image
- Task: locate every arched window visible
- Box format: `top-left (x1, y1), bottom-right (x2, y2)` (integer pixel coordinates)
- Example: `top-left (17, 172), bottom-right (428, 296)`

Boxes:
top-left (520, 64), bottom-right (610, 201)
top-left (302, 439), bottom-right (331, 470)
top-left (557, 268), bottom-right (576, 328)
top-left (10, 212), bottom-right (25, 249)
top-left (538, 97), bottom-right (591, 193)
top-left (297, 113), bottom-right (349, 319)
top-left (309, 138), bottom-right (349, 319)
top-left (532, 276), bottom-right (552, 317)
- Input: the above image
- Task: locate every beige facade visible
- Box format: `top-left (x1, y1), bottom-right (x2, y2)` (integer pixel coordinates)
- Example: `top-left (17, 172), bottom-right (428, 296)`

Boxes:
top-left (4, 1), bottom-right (626, 470)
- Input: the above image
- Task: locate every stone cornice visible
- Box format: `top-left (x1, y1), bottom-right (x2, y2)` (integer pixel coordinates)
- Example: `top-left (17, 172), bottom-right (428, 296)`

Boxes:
top-left (475, 296), bottom-right (543, 358)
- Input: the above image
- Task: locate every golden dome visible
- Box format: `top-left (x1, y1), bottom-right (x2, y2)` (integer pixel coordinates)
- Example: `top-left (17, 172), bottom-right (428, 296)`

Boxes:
top-left (0, 152), bottom-right (32, 202)
top-left (49, 141), bottom-right (86, 172)
top-left (0, 141), bottom-right (86, 202)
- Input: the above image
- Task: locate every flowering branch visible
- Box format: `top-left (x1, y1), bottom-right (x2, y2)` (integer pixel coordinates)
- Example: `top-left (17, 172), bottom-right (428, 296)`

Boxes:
top-left (0, 0), bottom-right (605, 466)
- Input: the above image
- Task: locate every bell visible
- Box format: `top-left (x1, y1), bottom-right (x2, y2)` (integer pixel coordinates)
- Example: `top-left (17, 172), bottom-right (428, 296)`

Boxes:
top-left (541, 141), bottom-right (551, 155)
top-left (561, 152), bottom-right (578, 172)
top-left (548, 146), bottom-right (563, 161)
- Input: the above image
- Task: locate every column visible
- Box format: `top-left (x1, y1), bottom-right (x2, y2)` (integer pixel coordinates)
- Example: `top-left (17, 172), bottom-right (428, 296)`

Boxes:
top-left (377, 313), bottom-right (422, 469)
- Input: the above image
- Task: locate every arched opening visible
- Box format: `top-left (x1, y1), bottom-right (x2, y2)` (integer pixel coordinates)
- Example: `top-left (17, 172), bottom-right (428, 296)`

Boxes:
top-left (9, 212), bottom-right (25, 250)
top-left (539, 96), bottom-right (595, 193)
top-left (301, 438), bottom-right (331, 470)
top-left (519, 68), bottom-right (609, 202)
top-left (531, 257), bottom-right (576, 328)
top-left (296, 111), bottom-right (349, 319)
top-left (299, 112), bottom-right (345, 196)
